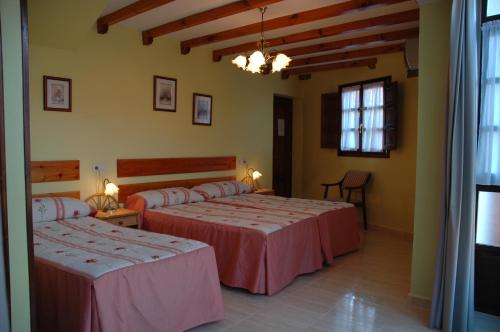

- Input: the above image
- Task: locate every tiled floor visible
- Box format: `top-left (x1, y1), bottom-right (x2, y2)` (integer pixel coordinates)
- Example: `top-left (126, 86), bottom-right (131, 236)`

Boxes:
top-left (192, 229), bottom-right (500, 332)
top-left (192, 229), bottom-right (430, 332)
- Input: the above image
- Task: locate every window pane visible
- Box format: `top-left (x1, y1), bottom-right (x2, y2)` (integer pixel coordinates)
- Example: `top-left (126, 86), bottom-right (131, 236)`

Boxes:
top-left (477, 22), bottom-right (500, 185)
top-left (362, 82), bottom-right (384, 152)
top-left (341, 86), bottom-right (360, 151)
top-left (487, 0), bottom-right (500, 17)
top-left (363, 82), bottom-right (384, 108)
top-left (476, 191), bottom-right (500, 247)
top-left (362, 130), bottom-right (384, 152)
top-left (484, 28), bottom-right (500, 79)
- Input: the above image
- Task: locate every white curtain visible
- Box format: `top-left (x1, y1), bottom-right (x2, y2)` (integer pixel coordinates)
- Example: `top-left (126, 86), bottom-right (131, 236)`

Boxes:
top-left (362, 82), bottom-right (384, 152)
top-left (430, 0), bottom-right (479, 330)
top-left (340, 85), bottom-right (360, 151)
top-left (477, 20), bottom-right (500, 185)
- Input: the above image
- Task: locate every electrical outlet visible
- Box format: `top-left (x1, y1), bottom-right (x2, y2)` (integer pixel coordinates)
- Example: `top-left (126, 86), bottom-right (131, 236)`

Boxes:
top-left (92, 163), bottom-right (105, 172)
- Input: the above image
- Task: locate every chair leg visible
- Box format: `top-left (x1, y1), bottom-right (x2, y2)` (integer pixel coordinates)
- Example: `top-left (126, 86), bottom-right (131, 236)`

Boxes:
top-left (362, 203), bottom-right (368, 230)
top-left (362, 189), bottom-right (367, 230)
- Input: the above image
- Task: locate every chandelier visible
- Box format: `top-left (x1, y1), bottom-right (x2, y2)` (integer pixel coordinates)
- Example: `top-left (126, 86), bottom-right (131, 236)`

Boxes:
top-left (232, 7), bottom-right (291, 74)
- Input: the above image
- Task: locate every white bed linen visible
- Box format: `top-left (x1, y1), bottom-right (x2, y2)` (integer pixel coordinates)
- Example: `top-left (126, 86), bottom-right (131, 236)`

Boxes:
top-left (34, 216), bottom-right (207, 279)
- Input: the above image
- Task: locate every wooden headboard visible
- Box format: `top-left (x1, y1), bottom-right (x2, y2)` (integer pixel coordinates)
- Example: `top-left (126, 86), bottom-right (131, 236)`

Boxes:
top-left (116, 156), bottom-right (236, 178)
top-left (118, 176), bottom-right (236, 203)
top-left (32, 191), bottom-right (80, 199)
top-left (116, 155), bottom-right (238, 203)
top-left (31, 160), bottom-right (80, 199)
top-left (31, 160), bottom-right (80, 183)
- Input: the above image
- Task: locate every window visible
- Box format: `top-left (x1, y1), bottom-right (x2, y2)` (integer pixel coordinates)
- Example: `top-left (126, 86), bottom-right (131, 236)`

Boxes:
top-left (320, 77), bottom-right (398, 157)
top-left (339, 80), bottom-right (386, 154)
top-left (337, 77), bottom-right (398, 157)
top-left (477, 1), bottom-right (500, 185)
top-left (483, 0), bottom-right (500, 22)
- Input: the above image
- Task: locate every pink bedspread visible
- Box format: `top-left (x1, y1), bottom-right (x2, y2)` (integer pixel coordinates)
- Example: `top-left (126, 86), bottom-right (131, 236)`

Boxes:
top-left (127, 197), bottom-right (324, 295)
top-left (34, 217), bottom-right (223, 332)
top-left (210, 194), bottom-right (361, 263)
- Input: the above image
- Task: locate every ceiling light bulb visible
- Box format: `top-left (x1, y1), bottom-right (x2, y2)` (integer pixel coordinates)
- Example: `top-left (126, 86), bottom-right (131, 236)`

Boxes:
top-left (272, 53), bottom-right (291, 72)
top-left (248, 50), bottom-right (266, 67)
top-left (246, 62), bottom-right (262, 73)
top-left (232, 55), bottom-right (247, 69)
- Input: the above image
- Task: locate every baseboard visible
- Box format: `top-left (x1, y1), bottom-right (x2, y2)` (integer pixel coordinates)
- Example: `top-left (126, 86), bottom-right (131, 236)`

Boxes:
top-left (369, 224), bottom-right (413, 240)
top-left (408, 293), bottom-right (432, 308)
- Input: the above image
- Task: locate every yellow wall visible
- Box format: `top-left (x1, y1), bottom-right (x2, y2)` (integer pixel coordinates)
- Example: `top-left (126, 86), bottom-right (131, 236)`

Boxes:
top-left (1, 0), bottom-right (32, 330)
top-left (410, 0), bottom-right (451, 300)
top-left (296, 53), bottom-right (418, 234)
top-left (29, 4), bottom-right (298, 197)
top-left (27, 0), bottom-right (447, 306)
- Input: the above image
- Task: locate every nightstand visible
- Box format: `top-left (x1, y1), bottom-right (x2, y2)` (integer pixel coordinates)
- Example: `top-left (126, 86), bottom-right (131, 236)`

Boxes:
top-left (95, 208), bottom-right (139, 228)
top-left (254, 188), bottom-right (275, 195)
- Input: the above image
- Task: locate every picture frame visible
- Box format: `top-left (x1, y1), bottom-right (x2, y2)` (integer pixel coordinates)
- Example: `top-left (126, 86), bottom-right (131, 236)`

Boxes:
top-left (154, 75), bottom-right (177, 112)
top-left (192, 93), bottom-right (212, 126)
top-left (43, 76), bottom-right (72, 112)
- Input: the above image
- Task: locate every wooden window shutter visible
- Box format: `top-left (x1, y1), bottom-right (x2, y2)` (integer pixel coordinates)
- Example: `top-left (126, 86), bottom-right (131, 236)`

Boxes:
top-left (321, 92), bottom-right (340, 149)
top-left (383, 81), bottom-right (398, 150)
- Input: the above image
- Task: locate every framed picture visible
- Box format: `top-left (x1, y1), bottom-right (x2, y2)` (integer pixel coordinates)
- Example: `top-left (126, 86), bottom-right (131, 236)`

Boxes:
top-left (154, 75), bottom-right (177, 112)
top-left (192, 93), bottom-right (212, 126)
top-left (43, 76), bottom-right (72, 112)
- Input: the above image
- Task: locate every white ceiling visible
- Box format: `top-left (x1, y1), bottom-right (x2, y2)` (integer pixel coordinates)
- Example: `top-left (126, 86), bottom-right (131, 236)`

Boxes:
top-left (101, 0), bottom-right (419, 54)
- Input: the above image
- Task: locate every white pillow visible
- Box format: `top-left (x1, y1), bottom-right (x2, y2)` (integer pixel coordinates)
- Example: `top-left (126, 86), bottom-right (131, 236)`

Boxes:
top-left (134, 187), bottom-right (204, 209)
top-left (32, 197), bottom-right (96, 223)
top-left (192, 181), bottom-right (252, 199)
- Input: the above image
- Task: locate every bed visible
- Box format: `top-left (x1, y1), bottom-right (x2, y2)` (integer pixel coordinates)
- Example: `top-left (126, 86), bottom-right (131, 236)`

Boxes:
top-left (127, 193), bottom-right (324, 295)
top-left (118, 156), bottom-right (358, 295)
top-left (207, 193), bottom-right (361, 263)
top-left (31, 161), bottom-right (223, 332)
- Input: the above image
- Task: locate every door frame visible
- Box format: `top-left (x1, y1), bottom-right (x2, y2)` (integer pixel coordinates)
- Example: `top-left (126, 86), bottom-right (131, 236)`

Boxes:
top-left (272, 94), bottom-right (293, 197)
top-left (20, 0), bottom-right (36, 329)
top-left (0, 13), bottom-right (11, 329)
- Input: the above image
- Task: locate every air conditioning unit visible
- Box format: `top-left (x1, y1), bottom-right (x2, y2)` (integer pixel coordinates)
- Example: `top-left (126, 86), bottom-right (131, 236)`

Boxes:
top-left (404, 38), bottom-right (419, 77)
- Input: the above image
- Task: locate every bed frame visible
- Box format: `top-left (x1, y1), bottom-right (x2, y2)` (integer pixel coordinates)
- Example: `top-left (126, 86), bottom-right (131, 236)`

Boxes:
top-left (31, 160), bottom-right (80, 198)
top-left (31, 160), bottom-right (79, 183)
top-left (32, 191), bottom-right (80, 199)
top-left (117, 156), bottom-right (236, 177)
top-left (116, 156), bottom-right (237, 203)
top-left (30, 157), bottom-right (238, 203)
top-left (118, 176), bottom-right (236, 203)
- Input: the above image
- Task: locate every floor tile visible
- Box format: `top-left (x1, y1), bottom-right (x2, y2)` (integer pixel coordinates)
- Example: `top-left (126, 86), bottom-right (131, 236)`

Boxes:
top-left (191, 229), bottom-right (500, 332)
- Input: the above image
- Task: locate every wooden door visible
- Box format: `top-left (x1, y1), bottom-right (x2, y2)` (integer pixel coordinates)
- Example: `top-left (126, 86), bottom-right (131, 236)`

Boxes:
top-left (273, 96), bottom-right (293, 197)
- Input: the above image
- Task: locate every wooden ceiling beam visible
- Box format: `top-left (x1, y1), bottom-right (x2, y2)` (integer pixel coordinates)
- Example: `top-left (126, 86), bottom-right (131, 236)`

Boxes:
top-left (213, 9), bottom-right (419, 61)
top-left (281, 58), bottom-right (378, 79)
top-left (143, 0), bottom-right (284, 46)
top-left (97, 0), bottom-right (176, 34)
top-left (181, 0), bottom-right (408, 53)
top-left (283, 27), bottom-right (418, 57)
top-left (289, 43), bottom-right (404, 67)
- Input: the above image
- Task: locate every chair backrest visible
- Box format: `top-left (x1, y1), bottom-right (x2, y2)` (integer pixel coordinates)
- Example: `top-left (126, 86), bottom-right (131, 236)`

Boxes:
top-left (342, 170), bottom-right (371, 189)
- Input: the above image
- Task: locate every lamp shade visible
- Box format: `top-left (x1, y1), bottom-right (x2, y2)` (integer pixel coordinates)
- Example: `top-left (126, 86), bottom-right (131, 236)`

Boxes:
top-left (272, 53), bottom-right (291, 72)
top-left (104, 182), bottom-right (119, 196)
top-left (232, 55), bottom-right (247, 69)
top-left (252, 170), bottom-right (262, 180)
top-left (246, 51), bottom-right (266, 73)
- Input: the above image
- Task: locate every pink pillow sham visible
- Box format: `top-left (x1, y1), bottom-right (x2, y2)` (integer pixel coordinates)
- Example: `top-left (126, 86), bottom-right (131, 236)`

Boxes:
top-left (132, 187), bottom-right (204, 209)
top-left (191, 181), bottom-right (252, 199)
top-left (32, 197), bottom-right (97, 223)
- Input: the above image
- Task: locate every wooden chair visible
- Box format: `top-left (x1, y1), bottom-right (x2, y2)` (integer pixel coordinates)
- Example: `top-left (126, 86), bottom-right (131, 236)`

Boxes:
top-left (321, 170), bottom-right (371, 230)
